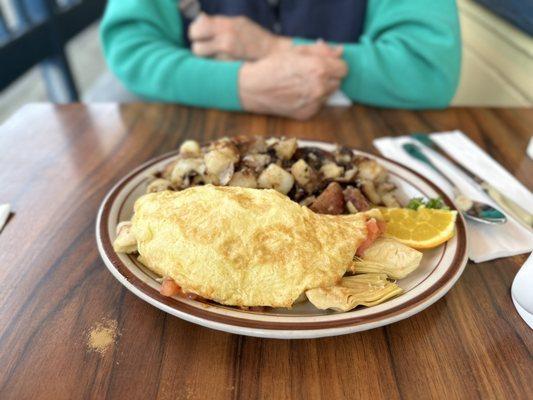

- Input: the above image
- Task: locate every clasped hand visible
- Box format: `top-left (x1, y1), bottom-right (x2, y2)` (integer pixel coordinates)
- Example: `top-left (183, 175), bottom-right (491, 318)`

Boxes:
top-left (188, 14), bottom-right (348, 119)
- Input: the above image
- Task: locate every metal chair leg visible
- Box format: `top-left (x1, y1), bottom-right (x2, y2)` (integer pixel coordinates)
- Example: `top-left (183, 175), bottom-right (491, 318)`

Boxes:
top-left (40, 52), bottom-right (80, 102)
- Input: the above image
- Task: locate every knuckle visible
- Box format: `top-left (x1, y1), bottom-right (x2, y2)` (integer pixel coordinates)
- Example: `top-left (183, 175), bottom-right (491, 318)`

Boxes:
top-left (312, 62), bottom-right (327, 78)
top-left (188, 23), bottom-right (203, 39)
top-left (212, 17), bottom-right (225, 32)
top-left (197, 16), bottom-right (211, 29)
top-left (191, 42), bottom-right (202, 55)
top-left (220, 35), bottom-right (234, 53)
top-left (220, 18), bottom-right (234, 33)
top-left (223, 23), bottom-right (234, 35)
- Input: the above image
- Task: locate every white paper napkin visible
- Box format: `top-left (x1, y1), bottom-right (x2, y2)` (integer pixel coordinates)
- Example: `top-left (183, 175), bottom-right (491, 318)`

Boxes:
top-left (326, 90), bottom-right (352, 107)
top-left (374, 131), bottom-right (533, 263)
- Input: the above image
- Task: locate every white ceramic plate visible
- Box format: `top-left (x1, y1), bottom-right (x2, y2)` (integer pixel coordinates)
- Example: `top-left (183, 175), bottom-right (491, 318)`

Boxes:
top-left (96, 140), bottom-right (468, 339)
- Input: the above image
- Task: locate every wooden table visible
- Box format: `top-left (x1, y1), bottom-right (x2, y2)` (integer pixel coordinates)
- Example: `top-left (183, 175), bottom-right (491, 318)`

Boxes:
top-left (0, 104), bottom-right (531, 400)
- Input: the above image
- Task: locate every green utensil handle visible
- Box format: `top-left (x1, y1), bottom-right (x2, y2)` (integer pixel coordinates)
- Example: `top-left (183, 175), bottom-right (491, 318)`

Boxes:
top-left (411, 133), bottom-right (435, 148)
top-left (402, 143), bottom-right (439, 172)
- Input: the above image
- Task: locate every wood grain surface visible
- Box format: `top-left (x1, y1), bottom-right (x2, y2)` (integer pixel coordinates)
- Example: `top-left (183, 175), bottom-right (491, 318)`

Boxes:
top-left (0, 104), bottom-right (531, 400)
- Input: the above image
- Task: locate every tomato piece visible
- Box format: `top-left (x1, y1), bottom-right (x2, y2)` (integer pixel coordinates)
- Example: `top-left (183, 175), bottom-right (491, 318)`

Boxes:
top-left (376, 219), bottom-right (387, 234)
top-left (356, 218), bottom-right (383, 257)
top-left (160, 277), bottom-right (181, 297)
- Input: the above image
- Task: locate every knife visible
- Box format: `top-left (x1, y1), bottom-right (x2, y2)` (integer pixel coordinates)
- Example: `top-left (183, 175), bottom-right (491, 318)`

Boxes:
top-left (411, 133), bottom-right (533, 229)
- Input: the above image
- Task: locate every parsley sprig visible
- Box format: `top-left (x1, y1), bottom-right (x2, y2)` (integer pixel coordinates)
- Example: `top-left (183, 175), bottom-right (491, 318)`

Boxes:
top-left (406, 197), bottom-right (450, 211)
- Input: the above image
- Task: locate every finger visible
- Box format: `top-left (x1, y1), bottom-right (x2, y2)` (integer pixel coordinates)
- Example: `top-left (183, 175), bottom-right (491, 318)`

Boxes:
top-left (192, 33), bottom-right (236, 58)
top-left (215, 53), bottom-right (233, 61)
top-left (315, 39), bottom-right (343, 56)
top-left (188, 13), bottom-right (215, 41)
top-left (324, 78), bottom-right (341, 94)
top-left (298, 45), bottom-right (339, 58)
top-left (296, 45), bottom-right (329, 57)
top-left (329, 45), bottom-right (344, 57)
top-left (191, 39), bottom-right (218, 57)
top-left (314, 39), bottom-right (336, 56)
top-left (297, 42), bottom-right (342, 58)
top-left (322, 58), bottom-right (348, 79)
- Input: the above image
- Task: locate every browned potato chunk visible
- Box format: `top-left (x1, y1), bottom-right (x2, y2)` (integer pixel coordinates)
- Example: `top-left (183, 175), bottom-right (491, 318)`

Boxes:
top-left (335, 167), bottom-right (358, 183)
top-left (320, 162), bottom-right (344, 180)
top-left (291, 159), bottom-right (319, 193)
top-left (274, 138), bottom-right (298, 160)
top-left (204, 150), bottom-right (235, 185)
top-left (310, 182), bottom-right (345, 215)
top-left (361, 180), bottom-right (381, 204)
top-left (334, 146), bottom-right (354, 164)
top-left (243, 154), bottom-right (271, 171)
top-left (235, 136), bottom-right (267, 155)
top-left (358, 159), bottom-right (388, 182)
top-left (382, 192), bottom-right (400, 207)
top-left (209, 138), bottom-right (240, 163)
top-left (343, 186), bottom-right (370, 211)
top-left (162, 160), bottom-right (177, 180)
top-left (377, 182), bottom-right (396, 195)
top-left (170, 158), bottom-right (206, 186)
top-left (179, 140), bottom-right (201, 157)
top-left (147, 178), bottom-right (172, 193)
top-left (265, 137), bottom-right (279, 147)
top-left (228, 169), bottom-right (258, 188)
top-left (257, 164), bottom-right (294, 194)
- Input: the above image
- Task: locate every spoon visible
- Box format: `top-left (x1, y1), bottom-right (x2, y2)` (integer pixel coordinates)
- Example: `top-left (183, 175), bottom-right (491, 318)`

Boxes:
top-left (402, 143), bottom-right (507, 225)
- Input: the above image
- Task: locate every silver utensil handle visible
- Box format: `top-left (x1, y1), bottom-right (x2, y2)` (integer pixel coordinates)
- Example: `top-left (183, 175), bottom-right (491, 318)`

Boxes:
top-left (401, 143), bottom-right (458, 191)
top-left (482, 183), bottom-right (533, 228)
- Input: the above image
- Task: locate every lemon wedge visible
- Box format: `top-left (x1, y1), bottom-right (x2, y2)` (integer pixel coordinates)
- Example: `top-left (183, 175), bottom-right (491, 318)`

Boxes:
top-left (379, 208), bottom-right (457, 249)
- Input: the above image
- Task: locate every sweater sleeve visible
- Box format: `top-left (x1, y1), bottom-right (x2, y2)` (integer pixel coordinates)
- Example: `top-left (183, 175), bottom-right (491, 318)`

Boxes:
top-left (100, 0), bottom-right (243, 110)
top-left (295, 0), bottom-right (461, 109)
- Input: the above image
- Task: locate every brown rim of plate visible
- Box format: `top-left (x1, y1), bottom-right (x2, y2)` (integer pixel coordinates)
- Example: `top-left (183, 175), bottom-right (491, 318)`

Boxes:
top-left (97, 145), bottom-right (467, 331)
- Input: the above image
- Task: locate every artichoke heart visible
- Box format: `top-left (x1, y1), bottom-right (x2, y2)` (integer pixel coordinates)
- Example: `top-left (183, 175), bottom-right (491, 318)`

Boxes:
top-left (306, 273), bottom-right (404, 312)
top-left (349, 237), bottom-right (422, 279)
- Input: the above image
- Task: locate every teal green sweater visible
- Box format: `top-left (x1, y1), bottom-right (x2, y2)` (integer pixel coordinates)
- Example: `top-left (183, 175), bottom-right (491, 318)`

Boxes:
top-left (100, 0), bottom-right (461, 110)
